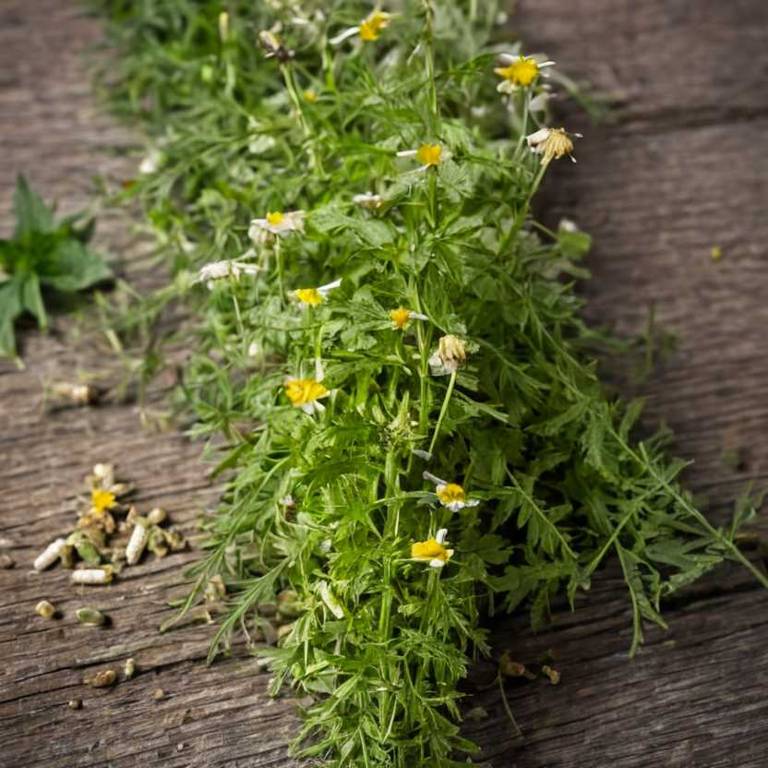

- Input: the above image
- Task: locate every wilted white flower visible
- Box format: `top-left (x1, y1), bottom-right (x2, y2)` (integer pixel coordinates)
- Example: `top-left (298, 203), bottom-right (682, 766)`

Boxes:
top-left (526, 126), bottom-right (581, 164)
top-left (353, 192), bottom-right (384, 210)
top-left (428, 335), bottom-right (467, 376)
top-left (196, 259), bottom-right (261, 289)
top-left (139, 149), bottom-right (164, 175)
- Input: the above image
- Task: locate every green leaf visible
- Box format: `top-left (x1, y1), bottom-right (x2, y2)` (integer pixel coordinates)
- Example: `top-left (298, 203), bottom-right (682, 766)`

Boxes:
top-left (41, 239), bottom-right (112, 292)
top-left (0, 278), bottom-right (22, 357)
top-left (13, 175), bottom-right (54, 237)
top-left (20, 274), bottom-right (47, 330)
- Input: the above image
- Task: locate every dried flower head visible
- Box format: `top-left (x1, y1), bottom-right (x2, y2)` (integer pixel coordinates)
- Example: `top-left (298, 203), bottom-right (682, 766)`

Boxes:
top-left (258, 30), bottom-right (293, 62)
top-left (429, 334), bottom-right (467, 376)
top-left (196, 259), bottom-right (261, 289)
top-left (526, 127), bottom-right (581, 164)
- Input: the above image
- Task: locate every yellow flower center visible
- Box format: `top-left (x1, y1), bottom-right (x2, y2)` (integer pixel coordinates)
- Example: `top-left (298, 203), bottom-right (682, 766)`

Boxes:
top-left (416, 143), bottom-right (442, 166)
top-left (436, 483), bottom-right (465, 507)
top-left (541, 128), bottom-right (574, 163)
top-left (91, 488), bottom-right (116, 515)
top-left (303, 89), bottom-right (318, 103)
top-left (359, 10), bottom-right (391, 41)
top-left (411, 539), bottom-right (451, 562)
top-left (294, 288), bottom-right (323, 305)
top-left (495, 56), bottom-right (539, 87)
top-left (390, 307), bottom-right (412, 329)
top-left (285, 378), bottom-right (329, 408)
top-left (266, 211), bottom-right (285, 227)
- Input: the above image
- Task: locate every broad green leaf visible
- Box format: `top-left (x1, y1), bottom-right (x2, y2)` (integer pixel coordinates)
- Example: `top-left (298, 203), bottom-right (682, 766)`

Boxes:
top-left (13, 175), bottom-right (54, 237)
top-left (41, 239), bottom-right (112, 292)
top-left (0, 278), bottom-right (22, 357)
top-left (20, 273), bottom-right (47, 330)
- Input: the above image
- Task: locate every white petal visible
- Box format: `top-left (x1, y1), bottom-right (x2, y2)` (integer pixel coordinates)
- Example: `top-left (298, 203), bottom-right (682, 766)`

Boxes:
top-left (435, 528), bottom-right (448, 544)
top-left (429, 558), bottom-right (446, 569)
top-left (329, 26), bottom-right (360, 46)
top-left (396, 149), bottom-right (418, 158)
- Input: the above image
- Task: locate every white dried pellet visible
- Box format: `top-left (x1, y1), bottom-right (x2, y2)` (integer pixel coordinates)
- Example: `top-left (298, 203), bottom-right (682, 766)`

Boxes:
top-left (34, 538), bottom-right (67, 571)
top-left (71, 568), bottom-right (113, 585)
top-left (125, 521), bottom-right (148, 566)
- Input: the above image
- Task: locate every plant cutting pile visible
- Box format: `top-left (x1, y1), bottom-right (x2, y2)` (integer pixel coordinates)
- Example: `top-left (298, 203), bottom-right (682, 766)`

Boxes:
top-left (88, 1), bottom-right (767, 765)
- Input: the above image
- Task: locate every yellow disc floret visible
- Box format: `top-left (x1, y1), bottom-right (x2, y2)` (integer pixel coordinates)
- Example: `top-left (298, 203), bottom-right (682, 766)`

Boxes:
top-left (436, 483), bottom-right (466, 507)
top-left (494, 56), bottom-right (539, 87)
top-left (411, 539), bottom-right (451, 563)
top-left (295, 288), bottom-right (323, 306)
top-left (359, 10), bottom-right (392, 41)
top-left (285, 378), bottom-right (329, 408)
top-left (416, 143), bottom-right (442, 167)
top-left (390, 307), bottom-right (412, 330)
top-left (266, 211), bottom-right (285, 227)
top-left (91, 488), bottom-right (117, 516)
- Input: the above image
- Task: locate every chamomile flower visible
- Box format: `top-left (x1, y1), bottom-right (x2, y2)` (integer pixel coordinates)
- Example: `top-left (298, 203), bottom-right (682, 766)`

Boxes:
top-left (196, 259), bottom-right (261, 289)
top-left (411, 529), bottom-right (454, 568)
top-left (423, 472), bottom-right (480, 512)
top-left (526, 127), bottom-right (581, 164)
top-left (389, 307), bottom-right (428, 330)
top-left (353, 192), bottom-right (384, 210)
top-left (284, 377), bottom-right (330, 415)
top-left (494, 53), bottom-right (555, 94)
top-left (330, 9), bottom-right (393, 46)
top-left (397, 143), bottom-right (444, 170)
top-left (293, 278), bottom-right (342, 307)
top-left (428, 334), bottom-right (467, 376)
top-left (248, 210), bottom-right (305, 241)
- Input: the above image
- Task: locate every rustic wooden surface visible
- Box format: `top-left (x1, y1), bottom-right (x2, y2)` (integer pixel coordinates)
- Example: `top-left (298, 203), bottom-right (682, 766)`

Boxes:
top-left (1, 1), bottom-right (768, 766)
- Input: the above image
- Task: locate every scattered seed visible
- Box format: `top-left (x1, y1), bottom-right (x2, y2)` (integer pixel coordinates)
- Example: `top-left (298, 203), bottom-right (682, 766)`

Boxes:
top-left (84, 669), bottom-right (117, 688)
top-left (71, 567), bottom-right (113, 586)
top-left (76, 607), bottom-right (106, 626)
top-left (50, 382), bottom-right (102, 406)
top-left (0, 554), bottom-right (15, 569)
top-left (35, 600), bottom-right (56, 619)
top-left (147, 507), bottom-right (167, 525)
top-left (34, 538), bottom-right (67, 571)
top-left (542, 665), bottom-right (561, 685)
top-left (152, 688), bottom-right (165, 701)
top-left (67, 699), bottom-right (82, 710)
top-left (125, 519), bottom-right (149, 566)
top-left (123, 658), bottom-right (136, 679)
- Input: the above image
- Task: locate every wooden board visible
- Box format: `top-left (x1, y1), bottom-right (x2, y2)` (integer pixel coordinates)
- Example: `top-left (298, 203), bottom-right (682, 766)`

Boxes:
top-left (1, 2), bottom-right (768, 766)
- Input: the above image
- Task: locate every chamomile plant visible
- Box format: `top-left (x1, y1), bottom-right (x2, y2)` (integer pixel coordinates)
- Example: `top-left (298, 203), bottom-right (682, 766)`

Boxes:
top-left (91, 0), bottom-right (766, 765)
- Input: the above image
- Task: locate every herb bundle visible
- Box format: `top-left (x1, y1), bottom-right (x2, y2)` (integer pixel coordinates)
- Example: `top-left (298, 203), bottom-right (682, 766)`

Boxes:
top-left (91, 1), bottom-right (766, 765)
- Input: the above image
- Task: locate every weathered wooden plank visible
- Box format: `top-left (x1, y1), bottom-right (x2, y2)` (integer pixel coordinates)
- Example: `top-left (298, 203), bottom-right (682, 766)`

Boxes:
top-left (2, 1), bottom-right (768, 767)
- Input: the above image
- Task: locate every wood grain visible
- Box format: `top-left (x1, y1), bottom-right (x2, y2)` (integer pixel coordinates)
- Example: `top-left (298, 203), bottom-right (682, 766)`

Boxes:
top-left (1, 1), bottom-right (768, 766)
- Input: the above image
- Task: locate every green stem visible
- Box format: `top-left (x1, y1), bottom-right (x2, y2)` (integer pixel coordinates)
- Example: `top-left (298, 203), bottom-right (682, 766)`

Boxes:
top-left (428, 370), bottom-right (456, 456)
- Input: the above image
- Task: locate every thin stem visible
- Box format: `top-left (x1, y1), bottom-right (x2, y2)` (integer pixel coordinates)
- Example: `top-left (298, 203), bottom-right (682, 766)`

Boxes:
top-left (428, 370), bottom-right (456, 456)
